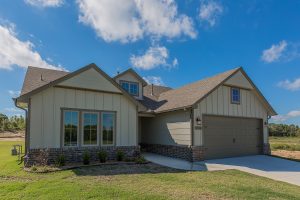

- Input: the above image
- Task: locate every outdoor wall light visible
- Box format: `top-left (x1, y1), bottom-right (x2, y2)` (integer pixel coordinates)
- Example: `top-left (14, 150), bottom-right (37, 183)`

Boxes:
top-left (196, 116), bottom-right (201, 125)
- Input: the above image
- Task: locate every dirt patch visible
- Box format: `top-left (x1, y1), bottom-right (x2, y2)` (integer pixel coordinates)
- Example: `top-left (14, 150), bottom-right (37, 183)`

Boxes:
top-left (272, 150), bottom-right (300, 161)
top-left (0, 137), bottom-right (24, 141)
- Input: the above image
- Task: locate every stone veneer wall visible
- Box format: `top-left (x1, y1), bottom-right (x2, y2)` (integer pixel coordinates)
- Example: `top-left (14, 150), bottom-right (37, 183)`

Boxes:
top-left (141, 143), bottom-right (204, 162)
top-left (25, 146), bottom-right (140, 167)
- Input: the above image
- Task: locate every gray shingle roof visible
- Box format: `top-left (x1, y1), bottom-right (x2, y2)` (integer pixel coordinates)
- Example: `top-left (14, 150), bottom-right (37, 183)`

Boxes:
top-left (139, 68), bottom-right (239, 113)
top-left (21, 66), bottom-right (69, 96)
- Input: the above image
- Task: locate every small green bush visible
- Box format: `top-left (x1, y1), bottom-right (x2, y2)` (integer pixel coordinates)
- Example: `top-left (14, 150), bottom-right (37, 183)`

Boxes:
top-left (271, 143), bottom-right (300, 151)
top-left (116, 150), bottom-right (125, 161)
top-left (55, 154), bottom-right (65, 167)
top-left (135, 156), bottom-right (147, 164)
top-left (98, 150), bottom-right (107, 163)
top-left (82, 151), bottom-right (90, 165)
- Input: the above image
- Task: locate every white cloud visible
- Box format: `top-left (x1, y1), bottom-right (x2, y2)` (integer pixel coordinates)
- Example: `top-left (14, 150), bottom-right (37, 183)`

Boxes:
top-left (8, 90), bottom-right (21, 97)
top-left (24, 0), bottom-right (63, 7)
top-left (143, 76), bottom-right (165, 86)
top-left (199, 0), bottom-right (223, 27)
top-left (278, 78), bottom-right (300, 91)
top-left (271, 110), bottom-right (300, 123)
top-left (0, 23), bottom-right (64, 70)
top-left (130, 46), bottom-right (177, 70)
top-left (77, 0), bottom-right (196, 43)
top-left (261, 40), bottom-right (287, 63)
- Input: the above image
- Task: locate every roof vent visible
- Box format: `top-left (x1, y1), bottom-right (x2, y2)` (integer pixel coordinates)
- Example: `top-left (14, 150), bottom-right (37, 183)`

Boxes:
top-left (40, 74), bottom-right (44, 81)
top-left (151, 84), bottom-right (154, 96)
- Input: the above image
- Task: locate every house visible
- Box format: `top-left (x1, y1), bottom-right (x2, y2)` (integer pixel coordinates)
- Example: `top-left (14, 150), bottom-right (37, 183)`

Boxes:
top-left (15, 63), bottom-right (277, 165)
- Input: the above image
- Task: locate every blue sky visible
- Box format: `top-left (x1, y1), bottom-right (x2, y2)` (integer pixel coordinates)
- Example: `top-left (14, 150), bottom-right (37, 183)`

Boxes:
top-left (0, 0), bottom-right (299, 125)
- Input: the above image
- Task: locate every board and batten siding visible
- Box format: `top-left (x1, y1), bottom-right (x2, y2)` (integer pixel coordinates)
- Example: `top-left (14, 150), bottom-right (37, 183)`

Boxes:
top-left (193, 85), bottom-right (269, 146)
top-left (141, 110), bottom-right (191, 146)
top-left (29, 86), bottom-right (137, 149)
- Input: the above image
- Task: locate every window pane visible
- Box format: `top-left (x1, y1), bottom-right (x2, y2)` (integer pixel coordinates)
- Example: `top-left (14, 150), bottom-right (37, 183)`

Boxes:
top-left (129, 83), bottom-right (138, 95)
top-left (102, 113), bottom-right (114, 145)
top-left (231, 88), bottom-right (240, 103)
top-left (121, 82), bottom-right (129, 92)
top-left (64, 111), bottom-right (78, 147)
top-left (83, 113), bottom-right (98, 145)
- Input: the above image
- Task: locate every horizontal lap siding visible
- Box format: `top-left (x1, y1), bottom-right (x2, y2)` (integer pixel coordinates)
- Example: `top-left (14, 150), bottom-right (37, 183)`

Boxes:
top-left (141, 110), bottom-right (191, 146)
top-left (193, 85), bottom-right (268, 146)
top-left (29, 87), bottom-right (137, 148)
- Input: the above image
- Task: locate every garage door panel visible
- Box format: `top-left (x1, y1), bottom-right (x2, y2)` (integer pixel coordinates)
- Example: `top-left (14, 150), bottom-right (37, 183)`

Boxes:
top-left (203, 115), bottom-right (263, 160)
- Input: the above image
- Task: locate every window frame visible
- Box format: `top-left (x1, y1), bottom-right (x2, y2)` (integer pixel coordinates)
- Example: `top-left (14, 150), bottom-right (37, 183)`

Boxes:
top-left (119, 80), bottom-right (139, 97)
top-left (62, 110), bottom-right (80, 147)
top-left (231, 87), bottom-right (241, 104)
top-left (81, 111), bottom-right (99, 147)
top-left (101, 111), bottom-right (116, 147)
top-left (61, 108), bottom-right (116, 148)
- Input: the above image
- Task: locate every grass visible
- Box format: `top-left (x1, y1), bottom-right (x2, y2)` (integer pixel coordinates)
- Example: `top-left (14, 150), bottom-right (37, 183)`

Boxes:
top-left (269, 137), bottom-right (300, 151)
top-left (1, 140), bottom-right (300, 199)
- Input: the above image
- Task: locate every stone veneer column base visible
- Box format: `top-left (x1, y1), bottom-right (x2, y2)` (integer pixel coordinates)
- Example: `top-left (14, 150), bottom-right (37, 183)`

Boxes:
top-left (263, 143), bottom-right (271, 155)
top-left (141, 143), bottom-right (204, 162)
top-left (25, 146), bottom-right (140, 167)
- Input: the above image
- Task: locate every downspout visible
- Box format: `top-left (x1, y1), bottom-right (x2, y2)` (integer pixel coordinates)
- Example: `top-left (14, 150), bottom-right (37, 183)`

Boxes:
top-left (13, 98), bottom-right (28, 154)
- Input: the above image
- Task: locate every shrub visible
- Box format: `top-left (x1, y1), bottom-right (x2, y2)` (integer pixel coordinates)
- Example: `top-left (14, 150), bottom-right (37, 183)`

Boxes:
top-left (31, 165), bottom-right (37, 172)
top-left (82, 151), bottom-right (90, 165)
top-left (135, 156), bottom-right (147, 164)
top-left (55, 154), bottom-right (65, 167)
top-left (98, 150), bottom-right (107, 163)
top-left (116, 150), bottom-right (125, 161)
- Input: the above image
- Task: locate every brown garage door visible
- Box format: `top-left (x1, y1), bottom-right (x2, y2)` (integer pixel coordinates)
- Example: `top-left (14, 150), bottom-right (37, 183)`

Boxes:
top-left (203, 115), bottom-right (263, 160)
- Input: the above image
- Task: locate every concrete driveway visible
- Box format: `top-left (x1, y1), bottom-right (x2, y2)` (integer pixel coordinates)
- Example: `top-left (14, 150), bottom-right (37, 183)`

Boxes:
top-left (200, 155), bottom-right (300, 186)
top-left (143, 153), bottom-right (300, 186)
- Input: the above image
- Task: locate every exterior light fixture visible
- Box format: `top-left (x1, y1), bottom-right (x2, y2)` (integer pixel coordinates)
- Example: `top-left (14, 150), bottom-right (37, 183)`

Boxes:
top-left (196, 116), bottom-right (201, 125)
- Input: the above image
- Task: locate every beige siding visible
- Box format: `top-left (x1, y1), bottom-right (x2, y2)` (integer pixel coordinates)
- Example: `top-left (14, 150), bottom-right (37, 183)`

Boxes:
top-left (29, 87), bottom-right (137, 148)
top-left (115, 72), bottom-right (143, 100)
top-left (141, 110), bottom-right (191, 146)
top-left (193, 85), bottom-right (269, 146)
top-left (225, 71), bottom-right (253, 89)
top-left (58, 68), bottom-right (121, 93)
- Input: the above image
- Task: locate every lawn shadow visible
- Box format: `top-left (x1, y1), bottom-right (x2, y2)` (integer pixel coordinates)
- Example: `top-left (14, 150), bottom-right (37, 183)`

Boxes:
top-left (72, 163), bottom-right (186, 176)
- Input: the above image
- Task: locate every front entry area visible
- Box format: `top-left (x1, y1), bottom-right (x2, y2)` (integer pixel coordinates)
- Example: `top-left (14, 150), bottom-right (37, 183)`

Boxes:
top-left (203, 115), bottom-right (263, 160)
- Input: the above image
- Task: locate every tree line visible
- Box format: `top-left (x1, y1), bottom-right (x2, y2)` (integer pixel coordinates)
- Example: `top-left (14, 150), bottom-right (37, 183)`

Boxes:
top-left (269, 123), bottom-right (300, 137)
top-left (0, 113), bottom-right (25, 132)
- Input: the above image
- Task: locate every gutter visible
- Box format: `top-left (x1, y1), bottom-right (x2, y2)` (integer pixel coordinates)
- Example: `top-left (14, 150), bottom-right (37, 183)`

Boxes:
top-left (13, 98), bottom-right (28, 154)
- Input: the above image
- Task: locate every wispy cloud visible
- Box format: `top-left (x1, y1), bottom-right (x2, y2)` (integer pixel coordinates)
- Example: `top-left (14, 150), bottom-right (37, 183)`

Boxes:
top-left (271, 110), bottom-right (300, 123)
top-left (3, 107), bottom-right (23, 113)
top-left (24, 0), bottom-right (64, 8)
top-left (261, 40), bottom-right (287, 63)
top-left (77, 0), bottom-right (196, 43)
top-left (8, 90), bottom-right (21, 97)
top-left (261, 40), bottom-right (300, 63)
top-left (199, 0), bottom-right (223, 27)
top-left (0, 21), bottom-right (64, 70)
top-left (130, 46), bottom-right (178, 70)
top-left (278, 78), bottom-right (300, 91)
top-left (143, 76), bottom-right (165, 86)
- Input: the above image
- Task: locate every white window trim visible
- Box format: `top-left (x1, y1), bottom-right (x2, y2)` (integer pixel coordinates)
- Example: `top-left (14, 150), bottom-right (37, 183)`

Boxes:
top-left (63, 110), bottom-right (80, 147)
top-left (119, 80), bottom-right (139, 96)
top-left (81, 111), bottom-right (99, 147)
top-left (101, 112), bottom-right (115, 146)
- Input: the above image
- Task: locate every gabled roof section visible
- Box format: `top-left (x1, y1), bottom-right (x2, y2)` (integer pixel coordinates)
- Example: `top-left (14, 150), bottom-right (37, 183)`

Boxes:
top-left (114, 68), bottom-right (148, 86)
top-left (153, 68), bottom-right (240, 113)
top-left (147, 67), bottom-right (276, 116)
top-left (17, 64), bottom-right (146, 110)
top-left (21, 66), bottom-right (69, 96)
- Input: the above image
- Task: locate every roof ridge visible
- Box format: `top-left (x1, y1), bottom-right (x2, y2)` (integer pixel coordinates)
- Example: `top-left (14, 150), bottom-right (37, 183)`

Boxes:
top-left (28, 66), bottom-right (68, 72)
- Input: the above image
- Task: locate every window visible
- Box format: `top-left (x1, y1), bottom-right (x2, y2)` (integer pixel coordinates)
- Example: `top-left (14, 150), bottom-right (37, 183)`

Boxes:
top-left (82, 112), bottom-right (98, 146)
top-left (120, 81), bottom-right (139, 96)
top-left (231, 87), bottom-right (240, 104)
top-left (63, 111), bottom-right (79, 147)
top-left (102, 112), bottom-right (115, 145)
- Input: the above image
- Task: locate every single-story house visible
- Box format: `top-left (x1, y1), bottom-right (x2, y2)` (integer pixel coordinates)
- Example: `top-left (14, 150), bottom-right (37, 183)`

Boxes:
top-left (15, 63), bottom-right (277, 165)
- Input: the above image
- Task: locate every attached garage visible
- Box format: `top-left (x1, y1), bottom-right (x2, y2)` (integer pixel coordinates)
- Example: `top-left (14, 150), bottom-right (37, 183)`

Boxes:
top-left (203, 115), bottom-right (263, 160)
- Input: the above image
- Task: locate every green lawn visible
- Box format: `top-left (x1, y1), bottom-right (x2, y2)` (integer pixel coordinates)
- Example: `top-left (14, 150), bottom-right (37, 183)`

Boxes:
top-left (269, 136), bottom-right (300, 151)
top-left (1, 141), bottom-right (300, 200)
